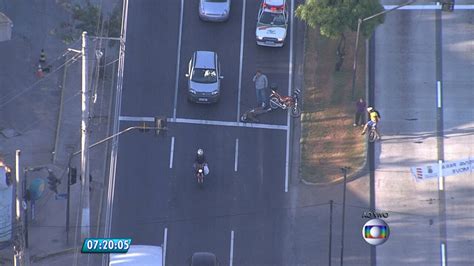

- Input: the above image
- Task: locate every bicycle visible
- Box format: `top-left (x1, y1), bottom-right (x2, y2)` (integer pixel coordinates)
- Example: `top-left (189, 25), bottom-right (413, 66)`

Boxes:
top-left (368, 124), bottom-right (380, 142)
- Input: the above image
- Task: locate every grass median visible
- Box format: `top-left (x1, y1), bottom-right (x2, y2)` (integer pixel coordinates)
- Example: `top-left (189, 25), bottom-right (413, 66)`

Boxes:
top-left (300, 28), bottom-right (366, 184)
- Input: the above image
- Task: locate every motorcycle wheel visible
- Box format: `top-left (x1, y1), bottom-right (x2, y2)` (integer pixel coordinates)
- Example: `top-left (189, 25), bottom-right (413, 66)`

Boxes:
top-left (269, 97), bottom-right (280, 110)
top-left (290, 104), bottom-right (301, 118)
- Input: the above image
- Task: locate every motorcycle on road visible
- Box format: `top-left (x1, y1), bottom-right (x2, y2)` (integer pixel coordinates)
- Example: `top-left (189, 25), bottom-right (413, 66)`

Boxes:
top-left (268, 86), bottom-right (301, 118)
top-left (194, 163), bottom-right (209, 188)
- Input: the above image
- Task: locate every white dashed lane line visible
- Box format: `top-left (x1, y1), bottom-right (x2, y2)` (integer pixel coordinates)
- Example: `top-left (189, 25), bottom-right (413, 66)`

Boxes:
top-left (234, 138), bottom-right (239, 172)
top-left (169, 137), bottom-right (175, 169)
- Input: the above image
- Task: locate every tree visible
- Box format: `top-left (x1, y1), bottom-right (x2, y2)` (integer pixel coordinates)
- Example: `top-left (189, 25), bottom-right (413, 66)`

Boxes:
top-left (296, 0), bottom-right (384, 70)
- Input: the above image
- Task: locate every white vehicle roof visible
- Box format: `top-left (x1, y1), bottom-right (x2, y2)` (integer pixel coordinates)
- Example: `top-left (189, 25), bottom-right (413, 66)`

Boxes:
top-left (264, 0), bottom-right (285, 7)
top-left (109, 245), bottom-right (163, 266)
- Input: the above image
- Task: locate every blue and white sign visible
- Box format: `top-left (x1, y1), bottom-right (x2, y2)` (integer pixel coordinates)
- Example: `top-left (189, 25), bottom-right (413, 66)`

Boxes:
top-left (411, 158), bottom-right (474, 181)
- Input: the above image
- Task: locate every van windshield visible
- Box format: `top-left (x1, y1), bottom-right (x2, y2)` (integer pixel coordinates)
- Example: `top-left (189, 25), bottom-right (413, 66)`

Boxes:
top-left (192, 68), bottom-right (217, 83)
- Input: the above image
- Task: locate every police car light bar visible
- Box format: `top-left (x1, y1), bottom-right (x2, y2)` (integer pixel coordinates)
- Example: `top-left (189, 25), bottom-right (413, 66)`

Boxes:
top-left (263, 0), bottom-right (285, 11)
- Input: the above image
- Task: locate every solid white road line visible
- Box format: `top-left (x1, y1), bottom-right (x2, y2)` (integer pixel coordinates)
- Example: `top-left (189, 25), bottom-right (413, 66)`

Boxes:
top-left (237, 0), bottom-right (246, 121)
top-left (234, 139), bottom-right (239, 172)
top-left (169, 137), bottom-right (175, 169)
top-left (173, 0), bottom-right (185, 120)
top-left (437, 81), bottom-right (442, 108)
top-left (119, 116), bottom-right (289, 130)
top-left (104, 0), bottom-right (129, 241)
top-left (441, 242), bottom-right (446, 266)
top-left (438, 160), bottom-right (444, 191)
top-left (163, 227), bottom-right (168, 266)
top-left (384, 4), bottom-right (474, 10)
top-left (229, 230), bottom-right (235, 266)
top-left (284, 0), bottom-right (295, 193)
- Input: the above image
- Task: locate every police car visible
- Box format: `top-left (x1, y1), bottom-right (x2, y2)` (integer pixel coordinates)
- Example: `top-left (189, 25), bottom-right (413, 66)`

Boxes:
top-left (256, 0), bottom-right (288, 47)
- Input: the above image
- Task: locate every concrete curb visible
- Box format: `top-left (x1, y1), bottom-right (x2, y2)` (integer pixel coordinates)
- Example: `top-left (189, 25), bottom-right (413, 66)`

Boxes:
top-left (30, 247), bottom-right (79, 263)
top-left (300, 162), bottom-right (368, 187)
top-left (289, 12), bottom-right (306, 188)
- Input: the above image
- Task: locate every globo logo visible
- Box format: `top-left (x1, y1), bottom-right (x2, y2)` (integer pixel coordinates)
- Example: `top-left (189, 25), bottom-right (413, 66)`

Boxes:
top-left (362, 219), bottom-right (390, 246)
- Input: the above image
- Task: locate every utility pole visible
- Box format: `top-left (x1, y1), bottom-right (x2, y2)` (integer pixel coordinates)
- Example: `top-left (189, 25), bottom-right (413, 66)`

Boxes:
top-left (328, 200), bottom-right (334, 266)
top-left (14, 150), bottom-right (27, 266)
top-left (80, 31), bottom-right (91, 240)
top-left (340, 167), bottom-right (349, 266)
top-left (350, 0), bottom-right (416, 99)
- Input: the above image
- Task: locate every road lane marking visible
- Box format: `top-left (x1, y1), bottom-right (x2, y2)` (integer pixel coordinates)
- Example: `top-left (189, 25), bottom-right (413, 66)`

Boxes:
top-left (163, 227), bottom-right (168, 266)
top-left (437, 81), bottom-right (442, 108)
top-left (384, 5), bottom-right (474, 10)
top-left (169, 137), bottom-right (175, 169)
top-left (229, 230), bottom-right (235, 266)
top-left (237, 0), bottom-right (247, 121)
top-left (119, 116), bottom-right (288, 130)
top-left (438, 160), bottom-right (444, 191)
top-left (441, 242), bottom-right (446, 266)
top-left (234, 139), bottom-right (239, 172)
top-left (173, 0), bottom-right (185, 120)
top-left (284, 0), bottom-right (295, 193)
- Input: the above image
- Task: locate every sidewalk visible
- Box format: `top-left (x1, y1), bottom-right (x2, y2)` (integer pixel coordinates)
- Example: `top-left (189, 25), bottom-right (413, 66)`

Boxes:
top-left (0, 0), bottom-right (120, 265)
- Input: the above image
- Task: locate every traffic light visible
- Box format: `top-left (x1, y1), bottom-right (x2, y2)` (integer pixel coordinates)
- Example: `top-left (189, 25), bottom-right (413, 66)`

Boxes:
top-left (154, 117), bottom-right (167, 136)
top-left (47, 174), bottom-right (60, 194)
top-left (441, 0), bottom-right (454, 12)
top-left (69, 167), bottom-right (77, 185)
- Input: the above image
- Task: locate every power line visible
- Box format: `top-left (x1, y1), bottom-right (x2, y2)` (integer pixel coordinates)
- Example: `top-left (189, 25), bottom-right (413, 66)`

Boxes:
top-left (0, 54), bottom-right (81, 109)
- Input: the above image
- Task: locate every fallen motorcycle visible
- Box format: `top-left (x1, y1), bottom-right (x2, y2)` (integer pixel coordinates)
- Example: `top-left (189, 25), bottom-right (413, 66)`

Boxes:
top-left (269, 86), bottom-right (301, 118)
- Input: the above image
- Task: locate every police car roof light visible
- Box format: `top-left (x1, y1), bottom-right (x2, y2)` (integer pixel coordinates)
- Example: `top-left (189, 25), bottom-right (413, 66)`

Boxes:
top-left (263, 0), bottom-right (285, 10)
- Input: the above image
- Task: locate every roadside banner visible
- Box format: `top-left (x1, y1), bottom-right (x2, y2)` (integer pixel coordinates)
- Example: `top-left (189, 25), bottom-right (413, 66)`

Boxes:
top-left (411, 157), bottom-right (474, 181)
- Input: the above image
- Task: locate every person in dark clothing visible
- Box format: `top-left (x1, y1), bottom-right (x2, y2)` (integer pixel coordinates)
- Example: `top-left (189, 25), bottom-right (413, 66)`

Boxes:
top-left (195, 149), bottom-right (207, 165)
top-left (194, 149), bottom-right (209, 176)
top-left (354, 98), bottom-right (366, 126)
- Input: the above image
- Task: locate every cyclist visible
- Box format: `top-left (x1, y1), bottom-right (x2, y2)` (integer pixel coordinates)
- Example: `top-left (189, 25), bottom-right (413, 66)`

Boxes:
top-left (361, 107), bottom-right (381, 136)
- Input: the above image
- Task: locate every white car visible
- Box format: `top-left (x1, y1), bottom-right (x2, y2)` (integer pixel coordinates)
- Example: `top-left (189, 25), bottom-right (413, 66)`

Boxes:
top-left (256, 0), bottom-right (288, 47)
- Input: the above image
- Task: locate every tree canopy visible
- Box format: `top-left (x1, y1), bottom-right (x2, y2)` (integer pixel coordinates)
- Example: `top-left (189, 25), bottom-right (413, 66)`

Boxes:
top-left (296, 0), bottom-right (385, 39)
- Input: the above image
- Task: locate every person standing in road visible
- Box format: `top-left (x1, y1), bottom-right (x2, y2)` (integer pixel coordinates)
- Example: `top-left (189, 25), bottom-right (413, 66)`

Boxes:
top-left (354, 98), bottom-right (366, 126)
top-left (253, 70), bottom-right (268, 107)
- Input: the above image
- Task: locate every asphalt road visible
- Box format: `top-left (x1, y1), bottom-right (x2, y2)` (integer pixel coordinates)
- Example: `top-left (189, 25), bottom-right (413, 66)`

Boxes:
top-left (374, 3), bottom-right (474, 266)
top-left (111, 1), bottom-right (297, 265)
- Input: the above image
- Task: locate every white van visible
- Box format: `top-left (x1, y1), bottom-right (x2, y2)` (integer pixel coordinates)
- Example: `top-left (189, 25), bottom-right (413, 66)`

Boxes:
top-left (109, 245), bottom-right (163, 266)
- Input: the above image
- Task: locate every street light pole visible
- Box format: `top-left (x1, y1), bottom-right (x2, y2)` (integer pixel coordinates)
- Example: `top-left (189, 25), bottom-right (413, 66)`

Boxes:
top-left (328, 200), bottom-right (334, 266)
top-left (13, 150), bottom-right (23, 266)
top-left (80, 31), bottom-right (90, 240)
top-left (339, 167), bottom-right (349, 266)
top-left (350, 0), bottom-right (416, 99)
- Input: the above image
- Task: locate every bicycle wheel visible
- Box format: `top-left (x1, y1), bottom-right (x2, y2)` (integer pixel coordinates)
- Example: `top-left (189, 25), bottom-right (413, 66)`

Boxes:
top-left (368, 130), bottom-right (377, 142)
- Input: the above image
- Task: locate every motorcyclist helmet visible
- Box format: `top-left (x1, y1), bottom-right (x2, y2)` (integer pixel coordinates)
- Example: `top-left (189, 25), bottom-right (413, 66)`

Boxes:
top-left (197, 149), bottom-right (204, 156)
top-left (367, 107), bottom-right (374, 112)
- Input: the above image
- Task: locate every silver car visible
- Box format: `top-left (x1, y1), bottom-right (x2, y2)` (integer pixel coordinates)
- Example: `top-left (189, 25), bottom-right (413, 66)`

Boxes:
top-left (199, 0), bottom-right (231, 22)
top-left (186, 51), bottom-right (223, 103)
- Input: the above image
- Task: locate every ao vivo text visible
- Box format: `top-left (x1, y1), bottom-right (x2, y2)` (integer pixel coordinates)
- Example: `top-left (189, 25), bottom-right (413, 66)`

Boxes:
top-left (362, 211), bottom-right (389, 219)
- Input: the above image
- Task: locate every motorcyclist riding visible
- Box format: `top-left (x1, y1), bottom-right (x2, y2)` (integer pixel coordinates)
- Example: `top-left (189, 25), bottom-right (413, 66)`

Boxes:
top-left (361, 107), bottom-right (381, 136)
top-left (194, 149), bottom-right (209, 176)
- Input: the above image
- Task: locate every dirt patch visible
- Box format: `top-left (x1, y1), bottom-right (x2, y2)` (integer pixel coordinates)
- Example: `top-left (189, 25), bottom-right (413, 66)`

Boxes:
top-left (300, 28), bottom-right (366, 183)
